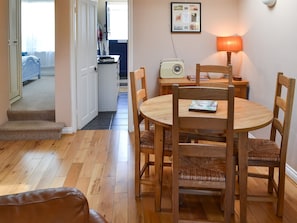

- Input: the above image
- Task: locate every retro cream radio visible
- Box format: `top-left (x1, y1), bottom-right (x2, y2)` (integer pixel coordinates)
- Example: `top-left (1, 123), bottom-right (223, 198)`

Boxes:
top-left (159, 58), bottom-right (185, 78)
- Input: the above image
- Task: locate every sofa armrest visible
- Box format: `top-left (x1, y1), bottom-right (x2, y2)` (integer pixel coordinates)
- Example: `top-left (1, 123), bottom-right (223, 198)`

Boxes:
top-left (0, 187), bottom-right (107, 223)
top-left (89, 209), bottom-right (108, 223)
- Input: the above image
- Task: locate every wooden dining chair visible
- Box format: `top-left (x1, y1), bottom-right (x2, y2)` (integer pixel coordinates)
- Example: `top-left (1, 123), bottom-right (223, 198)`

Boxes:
top-left (193, 64), bottom-right (233, 143)
top-left (196, 64), bottom-right (233, 87)
top-left (244, 72), bottom-right (295, 217)
top-left (130, 67), bottom-right (173, 197)
top-left (172, 84), bottom-right (235, 223)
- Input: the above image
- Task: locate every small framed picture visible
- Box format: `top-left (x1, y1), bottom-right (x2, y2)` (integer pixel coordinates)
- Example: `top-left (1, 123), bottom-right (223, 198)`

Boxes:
top-left (171, 2), bottom-right (201, 33)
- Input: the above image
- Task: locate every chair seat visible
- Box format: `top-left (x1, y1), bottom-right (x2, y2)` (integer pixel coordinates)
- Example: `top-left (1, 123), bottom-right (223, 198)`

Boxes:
top-left (248, 138), bottom-right (280, 162)
top-left (140, 129), bottom-right (189, 151)
top-left (179, 156), bottom-right (226, 182)
top-left (140, 129), bottom-right (172, 151)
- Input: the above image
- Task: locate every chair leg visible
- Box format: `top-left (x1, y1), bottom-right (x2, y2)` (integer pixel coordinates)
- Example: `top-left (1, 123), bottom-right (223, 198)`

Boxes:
top-left (224, 162), bottom-right (234, 222)
top-left (268, 167), bottom-right (274, 193)
top-left (172, 177), bottom-right (179, 223)
top-left (231, 158), bottom-right (236, 214)
top-left (220, 191), bottom-right (225, 211)
top-left (224, 187), bottom-right (232, 223)
top-left (144, 153), bottom-right (150, 176)
top-left (135, 151), bottom-right (141, 197)
top-left (276, 167), bottom-right (286, 217)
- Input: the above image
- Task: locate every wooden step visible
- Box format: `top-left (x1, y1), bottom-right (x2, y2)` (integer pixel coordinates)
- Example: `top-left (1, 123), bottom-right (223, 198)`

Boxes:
top-left (0, 120), bottom-right (64, 141)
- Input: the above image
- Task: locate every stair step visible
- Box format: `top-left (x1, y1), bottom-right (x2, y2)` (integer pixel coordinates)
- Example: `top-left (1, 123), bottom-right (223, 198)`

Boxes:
top-left (0, 120), bottom-right (64, 141)
top-left (7, 110), bottom-right (55, 121)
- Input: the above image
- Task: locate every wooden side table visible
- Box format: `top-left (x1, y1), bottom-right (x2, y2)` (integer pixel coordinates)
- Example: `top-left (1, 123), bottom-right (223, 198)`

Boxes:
top-left (159, 78), bottom-right (249, 99)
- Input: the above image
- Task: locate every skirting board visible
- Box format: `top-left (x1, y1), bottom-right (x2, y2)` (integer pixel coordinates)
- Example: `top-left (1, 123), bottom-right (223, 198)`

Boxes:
top-left (62, 127), bottom-right (75, 134)
top-left (286, 164), bottom-right (297, 184)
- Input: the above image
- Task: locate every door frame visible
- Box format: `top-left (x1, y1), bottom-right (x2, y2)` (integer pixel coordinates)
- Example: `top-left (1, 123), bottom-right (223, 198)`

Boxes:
top-left (8, 0), bottom-right (22, 105)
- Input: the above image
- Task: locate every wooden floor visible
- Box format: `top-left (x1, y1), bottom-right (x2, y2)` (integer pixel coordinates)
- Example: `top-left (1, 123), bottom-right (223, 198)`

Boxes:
top-left (0, 130), bottom-right (296, 223)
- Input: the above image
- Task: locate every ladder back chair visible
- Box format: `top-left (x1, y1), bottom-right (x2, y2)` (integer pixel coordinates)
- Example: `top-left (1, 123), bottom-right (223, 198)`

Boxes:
top-left (194, 64), bottom-right (233, 143)
top-left (172, 84), bottom-right (235, 223)
top-left (130, 67), bottom-right (173, 197)
top-left (196, 64), bottom-right (233, 87)
top-left (245, 72), bottom-right (295, 216)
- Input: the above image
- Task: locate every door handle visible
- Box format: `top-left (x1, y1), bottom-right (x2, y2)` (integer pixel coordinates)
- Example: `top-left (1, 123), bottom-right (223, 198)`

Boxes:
top-left (94, 67), bottom-right (97, 71)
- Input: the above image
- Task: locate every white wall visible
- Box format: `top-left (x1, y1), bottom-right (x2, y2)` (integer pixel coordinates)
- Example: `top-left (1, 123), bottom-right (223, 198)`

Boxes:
top-left (239, 0), bottom-right (297, 174)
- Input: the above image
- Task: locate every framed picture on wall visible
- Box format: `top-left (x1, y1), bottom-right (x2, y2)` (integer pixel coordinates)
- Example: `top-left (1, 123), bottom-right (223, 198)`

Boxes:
top-left (171, 2), bottom-right (201, 33)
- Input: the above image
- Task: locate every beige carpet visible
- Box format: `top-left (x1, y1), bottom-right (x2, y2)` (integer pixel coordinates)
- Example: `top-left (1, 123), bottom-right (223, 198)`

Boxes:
top-left (11, 75), bottom-right (55, 111)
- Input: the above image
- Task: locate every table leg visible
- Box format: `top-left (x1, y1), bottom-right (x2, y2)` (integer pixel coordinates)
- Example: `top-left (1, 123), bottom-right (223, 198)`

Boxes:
top-left (154, 124), bottom-right (164, 211)
top-left (238, 132), bottom-right (248, 223)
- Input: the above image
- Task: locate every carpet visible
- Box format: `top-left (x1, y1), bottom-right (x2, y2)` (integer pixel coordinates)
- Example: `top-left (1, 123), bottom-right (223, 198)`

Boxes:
top-left (11, 75), bottom-right (55, 111)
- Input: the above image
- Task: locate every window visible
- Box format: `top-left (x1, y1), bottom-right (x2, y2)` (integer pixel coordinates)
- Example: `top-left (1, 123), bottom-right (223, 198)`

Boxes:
top-left (21, 0), bottom-right (55, 53)
top-left (106, 2), bottom-right (128, 40)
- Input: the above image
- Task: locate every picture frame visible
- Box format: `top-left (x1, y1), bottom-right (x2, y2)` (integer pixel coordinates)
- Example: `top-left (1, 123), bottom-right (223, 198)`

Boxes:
top-left (171, 2), bottom-right (201, 33)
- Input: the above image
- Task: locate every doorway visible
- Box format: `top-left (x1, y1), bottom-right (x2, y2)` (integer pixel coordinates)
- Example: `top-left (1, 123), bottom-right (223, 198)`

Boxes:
top-left (83, 0), bottom-right (128, 130)
top-left (106, 1), bottom-right (128, 80)
top-left (11, 0), bottom-right (55, 111)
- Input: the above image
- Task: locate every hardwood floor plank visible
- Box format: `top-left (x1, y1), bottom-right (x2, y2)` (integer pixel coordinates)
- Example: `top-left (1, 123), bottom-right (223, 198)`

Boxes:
top-left (87, 163), bottom-right (104, 195)
top-left (102, 132), bottom-right (118, 179)
top-left (33, 157), bottom-right (62, 189)
top-left (112, 192), bottom-right (128, 223)
top-left (95, 177), bottom-right (116, 222)
top-left (0, 140), bottom-right (28, 180)
top-left (0, 130), bottom-right (297, 223)
top-left (63, 163), bottom-right (83, 187)
top-left (115, 161), bottom-right (128, 193)
top-left (49, 176), bottom-right (65, 188)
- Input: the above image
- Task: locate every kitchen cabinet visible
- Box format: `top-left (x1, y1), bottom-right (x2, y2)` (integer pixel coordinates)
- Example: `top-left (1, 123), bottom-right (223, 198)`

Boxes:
top-left (98, 55), bottom-right (120, 111)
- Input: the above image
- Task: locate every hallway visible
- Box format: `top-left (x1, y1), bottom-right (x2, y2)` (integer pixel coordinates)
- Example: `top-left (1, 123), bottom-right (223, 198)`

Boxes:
top-left (82, 92), bottom-right (128, 130)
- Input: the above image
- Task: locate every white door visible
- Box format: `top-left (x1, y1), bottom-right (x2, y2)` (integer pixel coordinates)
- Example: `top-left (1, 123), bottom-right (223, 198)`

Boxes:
top-left (9, 0), bottom-right (22, 104)
top-left (76, 0), bottom-right (98, 129)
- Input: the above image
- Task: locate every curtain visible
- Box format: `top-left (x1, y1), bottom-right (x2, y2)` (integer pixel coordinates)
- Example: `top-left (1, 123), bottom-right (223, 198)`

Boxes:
top-left (21, 0), bottom-right (55, 67)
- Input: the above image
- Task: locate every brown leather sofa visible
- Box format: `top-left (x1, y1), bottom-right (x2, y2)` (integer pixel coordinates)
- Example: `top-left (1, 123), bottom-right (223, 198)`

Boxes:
top-left (0, 187), bottom-right (108, 223)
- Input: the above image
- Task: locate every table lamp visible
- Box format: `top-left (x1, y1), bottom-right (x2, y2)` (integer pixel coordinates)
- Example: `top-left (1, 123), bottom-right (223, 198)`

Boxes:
top-left (216, 36), bottom-right (243, 80)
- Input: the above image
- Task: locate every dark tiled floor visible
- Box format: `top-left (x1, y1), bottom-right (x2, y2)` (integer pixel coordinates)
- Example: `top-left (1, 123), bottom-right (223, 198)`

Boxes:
top-left (82, 92), bottom-right (128, 130)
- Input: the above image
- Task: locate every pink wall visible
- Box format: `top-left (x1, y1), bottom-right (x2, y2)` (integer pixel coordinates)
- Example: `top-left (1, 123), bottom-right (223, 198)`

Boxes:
top-left (55, 0), bottom-right (73, 127)
top-left (132, 0), bottom-right (238, 97)
top-left (238, 0), bottom-right (297, 174)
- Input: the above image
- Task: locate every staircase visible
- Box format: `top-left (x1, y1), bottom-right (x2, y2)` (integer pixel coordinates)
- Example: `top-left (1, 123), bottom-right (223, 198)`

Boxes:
top-left (0, 110), bottom-right (64, 140)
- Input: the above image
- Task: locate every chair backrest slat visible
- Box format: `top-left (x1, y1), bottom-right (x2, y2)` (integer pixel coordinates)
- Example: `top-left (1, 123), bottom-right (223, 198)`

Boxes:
top-left (179, 143), bottom-right (227, 158)
top-left (179, 117), bottom-right (227, 131)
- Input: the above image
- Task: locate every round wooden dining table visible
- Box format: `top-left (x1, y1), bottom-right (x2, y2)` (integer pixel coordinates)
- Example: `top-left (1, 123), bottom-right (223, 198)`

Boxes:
top-left (140, 94), bottom-right (273, 223)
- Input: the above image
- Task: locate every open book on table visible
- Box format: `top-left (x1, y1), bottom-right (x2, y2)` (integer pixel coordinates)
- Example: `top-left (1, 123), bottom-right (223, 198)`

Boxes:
top-left (188, 100), bottom-right (218, 113)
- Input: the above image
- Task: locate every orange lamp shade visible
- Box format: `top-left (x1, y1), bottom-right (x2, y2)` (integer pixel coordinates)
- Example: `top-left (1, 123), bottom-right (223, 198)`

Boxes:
top-left (216, 36), bottom-right (243, 52)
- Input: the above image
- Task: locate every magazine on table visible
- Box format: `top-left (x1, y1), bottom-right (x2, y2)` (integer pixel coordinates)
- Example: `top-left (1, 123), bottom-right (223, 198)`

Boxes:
top-left (188, 100), bottom-right (218, 113)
